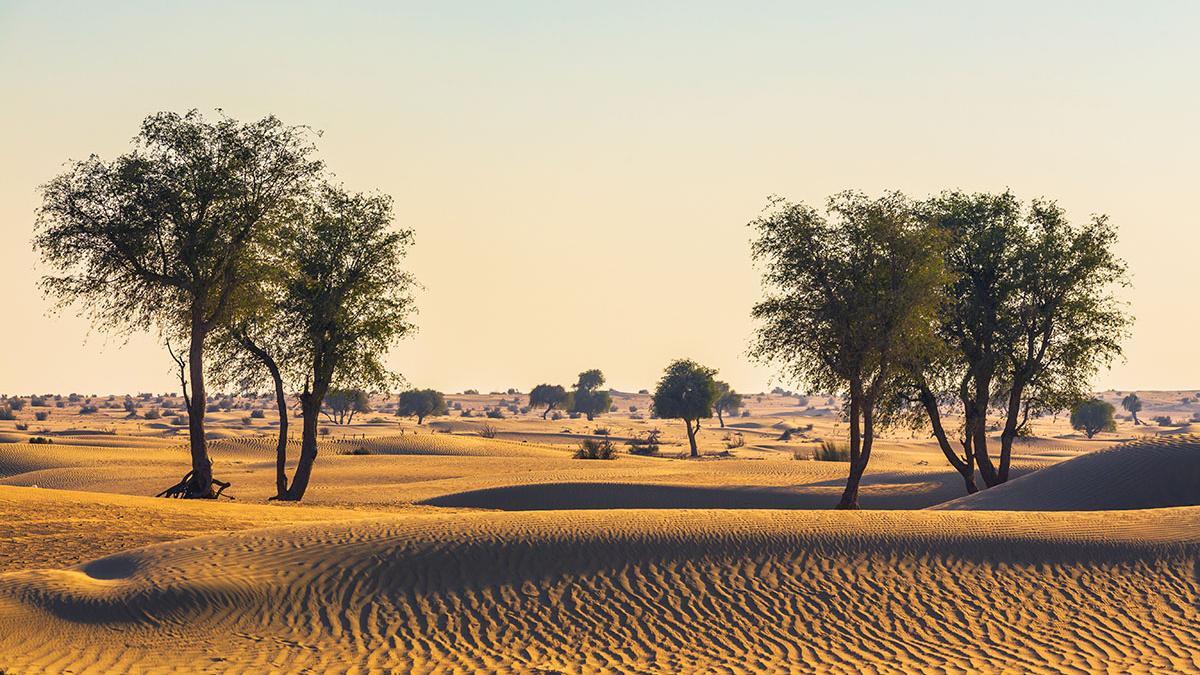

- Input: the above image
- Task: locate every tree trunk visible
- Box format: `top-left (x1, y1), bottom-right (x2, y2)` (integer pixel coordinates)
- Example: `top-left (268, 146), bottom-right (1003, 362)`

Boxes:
top-left (282, 390), bottom-right (323, 501)
top-left (1131, 411), bottom-right (1140, 425)
top-left (269, 365), bottom-right (288, 499)
top-left (685, 418), bottom-right (699, 457)
top-left (997, 385), bottom-right (1024, 484)
top-left (837, 384), bottom-right (866, 509)
top-left (918, 383), bottom-right (978, 494)
top-left (970, 372), bottom-right (1000, 488)
top-left (716, 410), bottom-right (725, 428)
top-left (417, 413), bottom-right (425, 425)
top-left (185, 320), bottom-right (215, 498)
top-left (542, 406), bottom-right (550, 420)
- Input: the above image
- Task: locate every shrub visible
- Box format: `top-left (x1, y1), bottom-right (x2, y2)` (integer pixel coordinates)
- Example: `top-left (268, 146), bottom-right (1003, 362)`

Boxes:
top-left (55, 401), bottom-right (64, 408)
top-left (629, 405), bottom-right (638, 413)
top-left (241, 416), bottom-right (253, 425)
top-left (15, 423), bottom-right (28, 431)
top-left (452, 401), bottom-right (463, 410)
top-left (574, 437), bottom-right (617, 460)
top-left (593, 427), bottom-right (611, 436)
top-left (30, 396), bottom-right (47, 407)
top-left (1191, 412), bottom-right (1200, 423)
top-left (637, 389), bottom-right (649, 395)
top-left (79, 404), bottom-right (99, 415)
top-left (0, 406), bottom-right (14, 421)
top-left (568, 411), bottom-right (581, 419)
top-left (461, 409), bottom-right (474, 418)
top-left (486, 408), bottom-right (505, 419)
top-left (626, 429), bottom-right (661, 455)
top-left (477, 423), bottom-right (498, 439)
top-left (29, 436), bottom-right (53, 444)
top-left (339, 446), bottom-right (371, 456)
top-left (723, 432), bottom-right (745, 449)
top-left (810, 440), bottom-right (851, 462)
top-left (778, 428), bottom-right (795, 441)
top-left (170, 414), bottom-right (187, 426)
top-left (250, 409), bottom-right (266, 419)
top-left (550, 410), bottom-right (564, 421)
top-left (144, 408), bottom-right (161, 420)
top-left (462, 389), bottom-right (479, 395)
top-left (1153, 415), bottom-right (1173, 427)
top-left (8, 399), bottom-right (25, 411)
top-left (741, 410), bottom-right (751, 417)
top-left (520, 406), bottom-right (530, 414)
top-left (34, 411), bottom-right (49, 421)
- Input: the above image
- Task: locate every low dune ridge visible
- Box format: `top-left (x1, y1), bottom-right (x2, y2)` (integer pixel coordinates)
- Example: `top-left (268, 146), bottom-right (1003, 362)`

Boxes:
top-left (0, 501), bottom-right (1197, 673)
top-left (935, 435), bottom-right (1200, 511)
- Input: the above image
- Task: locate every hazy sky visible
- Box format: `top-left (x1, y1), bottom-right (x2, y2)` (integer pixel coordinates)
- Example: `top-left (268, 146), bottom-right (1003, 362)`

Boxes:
top-left (1, 1), bottom-right (1197, 395)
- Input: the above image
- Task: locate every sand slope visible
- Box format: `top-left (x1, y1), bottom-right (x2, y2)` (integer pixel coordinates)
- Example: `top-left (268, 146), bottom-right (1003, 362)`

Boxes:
top-left (0, 494), bottom-right (1197, 673)
top-left (936, 435), bottom-right (1200, 511)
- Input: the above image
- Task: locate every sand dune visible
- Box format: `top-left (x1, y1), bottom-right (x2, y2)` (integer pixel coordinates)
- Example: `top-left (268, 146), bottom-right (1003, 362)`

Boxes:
top-left (0, 497), bottom-right (1196, 673)
top-left (936, 435), bottom-right (1200, 511)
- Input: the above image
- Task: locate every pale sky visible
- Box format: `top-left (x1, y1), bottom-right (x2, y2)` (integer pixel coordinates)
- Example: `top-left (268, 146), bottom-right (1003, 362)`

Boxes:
top-left (1, 1), bottom-right (1197, 395)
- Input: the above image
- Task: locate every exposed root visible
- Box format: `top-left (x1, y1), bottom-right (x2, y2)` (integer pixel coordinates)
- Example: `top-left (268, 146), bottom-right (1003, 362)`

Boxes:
top-left (155, 471), bottom-right (233, 499)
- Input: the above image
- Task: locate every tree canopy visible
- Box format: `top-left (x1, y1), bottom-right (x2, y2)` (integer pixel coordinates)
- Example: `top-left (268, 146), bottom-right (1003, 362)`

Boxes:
top-left (1070, 398), bottom-right (1116, 438)
top-left (713, 381), bottom-right (743, 428)
top-left (397, 389), bottom-right (448, 424)
top-left (528, 384), bottom-right (568, 419)
top-left (570, 369), bottom-right (611, 421)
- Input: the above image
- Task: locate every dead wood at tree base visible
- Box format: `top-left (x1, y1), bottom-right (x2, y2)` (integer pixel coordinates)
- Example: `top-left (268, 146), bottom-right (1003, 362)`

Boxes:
top-left (155, 471), bottom-right (233, 500)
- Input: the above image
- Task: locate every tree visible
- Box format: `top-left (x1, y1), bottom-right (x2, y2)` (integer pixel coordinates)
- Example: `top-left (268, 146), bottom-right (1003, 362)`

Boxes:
top-left (35, 110), bottom-right (321, 498)
top-left (713, 381), bottom-right (743, 428)
top-left (652, 359), bottom-right (719, 457)
top-left (570, 369), bottom-right (611, 421)
top-left (277, 182), bottom-right (417, 501)
top-left (397, 389), bottom-right (447, 424)
top-left (1121, 393), bottom-right (1143, 425)
top-left (324, 389), bottom-right (371, 425)
top-left (750, 192), bottom-right (948, 509)
top-left (1070, 398), bottom-right (1115, 438)
top-left (528, 383), bottom-right (568, 419)
top-left (908, 192), bottom-right (1130, 492)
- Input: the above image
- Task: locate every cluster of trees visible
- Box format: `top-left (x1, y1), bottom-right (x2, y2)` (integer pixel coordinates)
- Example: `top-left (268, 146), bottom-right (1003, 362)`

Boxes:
top-left (528, 370), bottom-right (613, 421)
top-left (35, 110), bottom-right (417, 501)
top-left (749, 190), bottom-right (1130, 508)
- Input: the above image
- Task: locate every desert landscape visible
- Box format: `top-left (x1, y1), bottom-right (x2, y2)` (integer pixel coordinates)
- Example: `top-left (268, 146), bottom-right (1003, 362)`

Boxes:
top-left (3, 3), bottom-right (1199, 674)
top-left (0, 389), bottom-right (1198, 672)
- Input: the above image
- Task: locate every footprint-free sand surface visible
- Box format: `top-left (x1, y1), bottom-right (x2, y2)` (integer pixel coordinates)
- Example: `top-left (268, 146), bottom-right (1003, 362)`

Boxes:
top-left (0, 395), bottom-right (1197, 673)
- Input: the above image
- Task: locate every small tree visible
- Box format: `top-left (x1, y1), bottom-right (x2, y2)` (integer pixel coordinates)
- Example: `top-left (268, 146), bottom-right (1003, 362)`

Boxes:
top-left (397, 389), bottom-right (448, 424)
top-left (751, 192), bottom-right (948, 509)
top-left (528, 383), bottom-right (568, 419)
top-left (324, 389), bottom-right (371, 425)
top-left (652, 359), bottom-right (720, 457)
top-left (1071, 398), bottom-right (1115, 438)
top-left (570, 369), bottom-right (612, 421)
top-left (1121, 393), bottom-right (1143, 425)
top-left (713, 381), bottom-right (743, 428)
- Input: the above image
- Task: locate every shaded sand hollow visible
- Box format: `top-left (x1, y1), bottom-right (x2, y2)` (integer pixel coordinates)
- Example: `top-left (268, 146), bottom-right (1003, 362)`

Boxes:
top-left (0, 435), bottom-right (1197, 672)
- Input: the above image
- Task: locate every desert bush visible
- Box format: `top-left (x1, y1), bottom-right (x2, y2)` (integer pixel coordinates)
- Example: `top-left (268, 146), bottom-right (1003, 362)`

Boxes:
top-left (574, 437), bottom-right (617, 460)
top-left (592, 427), bottom-right (611, 436)
top-left (477, 422), bottom-right (498, 439)
top-left (778, 428), bottom-right (795, 441)
top-left (144, 408), bottom-right (161, 420)
top-left (55, 401), bottom-right (64, 408)
top-left (170, 414), bottom-right (187, 426)
top-left (339, 446), bottom-right (371, 456)
top-left (15, 423), bottom-right (28, 431)
top-left (462, 389), bottom-right (479, 395)
top-left (810, 440), bottom-right (851, 462)
top-left (630, 413), bottom-right (644, 420)
top-left (1153, 415), bottom-right (1173, 426)
top-left (319, 427), bottom-right (331, 436)
top-left (0, 406), bottom-right (14, 421)
top-left (250, 409), bottom-right (266, 419)
top-left (506, 404), bottom-right (519, 414)
top-left (1191, 412), bottom-right (1200, 422)
top-left (29, 436), bottom-right (53, 444)
top-left (30, 396), bottom-right (47, 407)
top-left (637, 389), bottom-right (649, 395)
top-left (568, 411), bottom-right (581, 419)
top-left (34, 411), bottom-right (49, 421)
top-left (626, 429), bottom-right (661, 455)
top-left (9, 399), bottom-right (25, 411)
top-left (723, 432), bottom-right (745, 449)
top-left (452, 401), bottom-right (462, 410)
top-left (460, 408), bottom-right (474, 417)
top-left (241, 416), bottom-right (253, 425)
top-left (550, 410), bottom-right (564, 421)
top-left (628, 405), bottom-right (638, 413)
top-left (520, 406), bottom-right (530, 414)
top-left (79, 404), bottom-right (99, 415)
top-left (206, 403), bottom-right (221, 413)
top-left (741, 410), bottom-right (751, 417)
top-left (486, 408), bottom-right (505, 419)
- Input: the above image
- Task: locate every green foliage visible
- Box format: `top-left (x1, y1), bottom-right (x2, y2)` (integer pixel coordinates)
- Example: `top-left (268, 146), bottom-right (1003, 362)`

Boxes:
top-left (810, 440), bottom-right (851, 462)
top-left (0, 406), bottom-right (14, 421)
top-left (396, 389), bottom-right (448, 424)
top-left (626, 428), bottom-right (662, 455)
top-left (323, 389), bottom-right (372, 425)
top-left (1070, 398), bottom-right (1116, 438)
top-left (653, 360), bottom-right (719, 422)
top-left (569, 369), bottom-right (611, 421)
top-left (528, 383), bottom-right (568, 418)
top-left (1121, 393), bottom-right (1143, 423)
top-left (713, 381), bottom-right (743, 426)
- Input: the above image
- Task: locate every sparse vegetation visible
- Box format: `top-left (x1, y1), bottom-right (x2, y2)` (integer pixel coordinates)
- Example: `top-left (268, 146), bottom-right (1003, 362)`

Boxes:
top-left (477, 423), bottom-right (498, 439)
top-left (1070, 399), bottom-right (1116, 438)
top-left (652, 359), bottom-right (719, 458)
top-left (396, 389), bottom-right (448, 424)
top-left (810, 440), bottom-right (851, 462)
top-left (574, 437), bottom-right (617, 460)
top-left (626, 429), bottom-right (662, 455)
